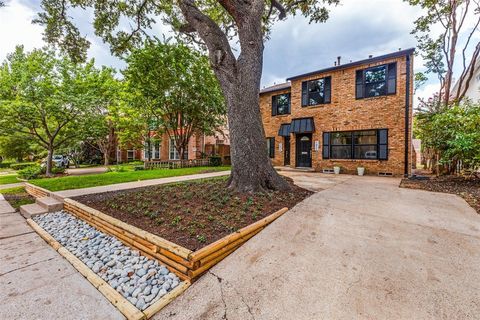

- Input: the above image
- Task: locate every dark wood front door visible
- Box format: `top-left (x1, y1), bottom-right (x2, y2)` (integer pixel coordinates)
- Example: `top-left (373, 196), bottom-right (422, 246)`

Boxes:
top-left (284, 136), bottom-right (290, 165)
top-left (296, 133), bottom-right (312, 167)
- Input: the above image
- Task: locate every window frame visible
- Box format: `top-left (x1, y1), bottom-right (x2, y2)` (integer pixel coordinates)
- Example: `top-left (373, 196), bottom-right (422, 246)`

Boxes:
top-left (271, 93), bottom-right (291, 116)
top-left (301, 76), bottom-right (331, 107)
top-left (356, 63), bottom-right (396, 99)
top-left (127, 149), bottom-right (135, 161)
top-left (323, 129), bottom-right (388, 160)
top-left (266, 137), bottom-right (275, 158)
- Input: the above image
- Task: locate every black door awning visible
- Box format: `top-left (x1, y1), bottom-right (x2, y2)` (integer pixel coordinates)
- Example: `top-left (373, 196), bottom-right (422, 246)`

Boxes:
top-left (278, 124), bottom-right (291, 137)
top-left (290, 117), bottom-right (315, 133)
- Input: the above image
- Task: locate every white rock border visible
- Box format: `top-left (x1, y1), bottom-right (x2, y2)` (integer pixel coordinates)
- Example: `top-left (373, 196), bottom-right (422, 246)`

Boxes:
top-left (33, 211), bottom-right (181, 311)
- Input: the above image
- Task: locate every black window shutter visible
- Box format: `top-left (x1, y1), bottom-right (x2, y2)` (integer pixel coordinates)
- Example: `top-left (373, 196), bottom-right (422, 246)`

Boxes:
top-left (269, 138), bottom-right (275, 158)
top-left (355, 70), bottom-right (364, 99)
top-left (322, 132), bottom-right (330, 159)
top-left (301, 81), bottom-right (308, 106)
top-left (271, 95), bottom-right (277, 116)
top-left (378, 129), bottom-right (388, 160)
top-left (324, 77), bottom-right (331, 103)
top-left (387, 63), bottom-right (396, 95)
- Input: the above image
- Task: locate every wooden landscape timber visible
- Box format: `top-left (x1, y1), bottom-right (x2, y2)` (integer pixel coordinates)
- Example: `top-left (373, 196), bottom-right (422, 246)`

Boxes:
top-left (63, 198), bottom-right (289, 281)
top-left (25, 183), bottom-right (50, 198)
top-left (27, 217), bottom-right (191, 320)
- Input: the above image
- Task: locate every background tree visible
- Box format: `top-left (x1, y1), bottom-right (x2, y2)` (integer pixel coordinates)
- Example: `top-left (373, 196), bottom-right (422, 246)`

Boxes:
top-left (0, 133), bottom-right (39, 162)
top-left (82, 68), bottom-right (122, 165)
top-left (407, 0), bottom-right (480, 107)
top-left (124, 41), bottom-right (225, 161)
top-left (35, 0), bottom-right (339, 192)
top-left (0, 46), bottom-right (100, 175)
top-left (110, 91), bottom-right (162, 162)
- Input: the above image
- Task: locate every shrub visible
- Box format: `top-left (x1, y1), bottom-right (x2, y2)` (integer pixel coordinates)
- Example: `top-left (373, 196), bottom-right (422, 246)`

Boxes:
top-left (0, 160), bottom-right (14, 168)
top-left (17, 165), bottom-right (42, 180)
top-left (134, 165), bottom-right (145, 171)
top-left (51, 166), bottom-right (66, 174)
top-left (209, 156), bottom-right (222, 166)
top-left (10, 162), bottom-right (37, 170)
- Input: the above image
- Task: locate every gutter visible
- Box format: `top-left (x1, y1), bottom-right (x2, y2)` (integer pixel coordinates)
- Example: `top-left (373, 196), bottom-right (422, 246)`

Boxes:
top-left (404, 54), bottom-right (411, 177)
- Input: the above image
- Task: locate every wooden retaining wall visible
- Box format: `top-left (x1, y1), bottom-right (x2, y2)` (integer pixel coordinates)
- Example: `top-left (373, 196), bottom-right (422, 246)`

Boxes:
top-left (63, 198), bottom-right (288, 281)
top-left (27, 218), bottom-right (190, 320)
top-left (25, 183), bottom-right (50, 198)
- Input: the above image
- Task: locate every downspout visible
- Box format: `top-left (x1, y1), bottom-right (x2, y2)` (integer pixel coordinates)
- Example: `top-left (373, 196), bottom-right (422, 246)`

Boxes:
top-left (404, 54), bottom-right (411, 176)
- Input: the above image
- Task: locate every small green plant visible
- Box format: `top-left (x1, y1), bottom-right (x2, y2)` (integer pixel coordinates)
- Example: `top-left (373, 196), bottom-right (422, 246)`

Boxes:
top-left (207, 215), bottom-right (214, 221)
top-left (17, 165), bottom-right (42, 180)
top-left (209, 155), bottom-right (222, 166)
top-left (155, 218), bottom-right (165, 225)
top-left (196, 234), bottom-right (206, 243)
top-left (171, 215), bottom-right (182, 226)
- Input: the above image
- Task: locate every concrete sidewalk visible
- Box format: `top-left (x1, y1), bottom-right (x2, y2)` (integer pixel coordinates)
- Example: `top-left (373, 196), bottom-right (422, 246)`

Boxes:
top-left (55, 170), bottom-right (231, 198)
top-left (154, 175), bottom-right (480, 320)
top-left (0, 210), bottom-right (124, 319)
top-left (0, 182), bottom-right (24, 191)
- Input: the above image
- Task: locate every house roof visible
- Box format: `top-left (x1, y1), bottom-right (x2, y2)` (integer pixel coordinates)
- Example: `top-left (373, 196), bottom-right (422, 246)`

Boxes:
top-left (259, 82), bottom-right (291, 94)
top-left (259, 48), bottom-right (415, 95)
top-left (286, 48), bottom-right (415, 81)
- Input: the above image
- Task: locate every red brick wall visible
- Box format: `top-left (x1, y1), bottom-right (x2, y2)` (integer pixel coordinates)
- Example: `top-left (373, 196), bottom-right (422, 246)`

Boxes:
top-left (260, 53), bottom-right (414, 176)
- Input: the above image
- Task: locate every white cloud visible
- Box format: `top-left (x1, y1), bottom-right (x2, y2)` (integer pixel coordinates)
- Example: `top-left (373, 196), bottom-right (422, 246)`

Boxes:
top-left (0, 0), bottom-right (44, 61)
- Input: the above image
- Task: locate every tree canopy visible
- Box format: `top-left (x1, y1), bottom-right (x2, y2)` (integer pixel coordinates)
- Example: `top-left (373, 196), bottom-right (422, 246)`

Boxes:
top-left (123, 40), bottom-right (226, 159)
top-left (0, 46), bottom-right (109, 174)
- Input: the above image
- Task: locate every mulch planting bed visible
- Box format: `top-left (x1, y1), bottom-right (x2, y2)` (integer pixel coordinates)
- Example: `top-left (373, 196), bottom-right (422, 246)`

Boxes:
top-left (400, 175), bottom-right (480, 214)
top-left (74, 177), bottom-right (312, 251)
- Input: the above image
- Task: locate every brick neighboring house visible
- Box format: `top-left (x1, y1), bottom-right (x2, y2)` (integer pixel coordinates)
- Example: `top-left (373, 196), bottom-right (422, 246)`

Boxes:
top-left (260, 48), bottom-right (414, 176)
top-left (115, 129), bottom-right (230, 163)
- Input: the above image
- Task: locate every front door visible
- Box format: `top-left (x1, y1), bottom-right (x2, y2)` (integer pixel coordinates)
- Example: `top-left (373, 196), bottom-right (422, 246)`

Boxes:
top-left (296, 134), bottom-right (312, 167)
top-left (284, 136), bottom-right (290, 165)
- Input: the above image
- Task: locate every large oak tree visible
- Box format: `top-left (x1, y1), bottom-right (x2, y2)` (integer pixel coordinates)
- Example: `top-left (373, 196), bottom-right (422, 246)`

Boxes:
top-left (35, 0), bottom-right (338, 192)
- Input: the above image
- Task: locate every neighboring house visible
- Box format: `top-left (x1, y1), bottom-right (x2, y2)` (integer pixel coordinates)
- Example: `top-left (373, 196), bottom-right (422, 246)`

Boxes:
top-left (451, 58), bottom-right (480, 103)
top-left (260, 48), bottom-right (414, 176)
top-left (115, 129), bottom-right (230, 163)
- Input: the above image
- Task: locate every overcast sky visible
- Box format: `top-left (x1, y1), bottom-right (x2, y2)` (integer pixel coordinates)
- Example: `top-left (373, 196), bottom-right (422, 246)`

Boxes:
top-left (1, 0), bottom-right (478, 103)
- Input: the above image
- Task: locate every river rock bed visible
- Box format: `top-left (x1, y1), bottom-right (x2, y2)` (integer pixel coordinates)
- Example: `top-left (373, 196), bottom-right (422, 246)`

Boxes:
top-left (33, 211), bottom-right (180, 311)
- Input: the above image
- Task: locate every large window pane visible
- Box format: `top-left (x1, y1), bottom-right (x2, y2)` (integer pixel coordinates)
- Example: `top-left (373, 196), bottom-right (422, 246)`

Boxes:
top-left (354, 130), bottom-right (377, 144)
top-left (365, 82), bottom-right (386, 97)
top-left (331, 146), bottom-right (352, 159)
top-left (307, 78), bottom-right (325, 105)
top-left (354, 145), bottom-right (377, 159)
top-left (331, 132), bottom-right (352, 145)
top-left (276, 94), bottom-right (290, 115)
top-left (365, 66), bottom-right (386, 83)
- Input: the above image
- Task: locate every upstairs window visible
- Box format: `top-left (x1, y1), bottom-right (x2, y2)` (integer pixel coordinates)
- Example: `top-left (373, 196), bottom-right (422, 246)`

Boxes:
top-left (301, 76), bottom-right (331, 106)
top-left (271, 93), bottom-right (291, 116)
top-left (356, 63), bottom-right (396, 99)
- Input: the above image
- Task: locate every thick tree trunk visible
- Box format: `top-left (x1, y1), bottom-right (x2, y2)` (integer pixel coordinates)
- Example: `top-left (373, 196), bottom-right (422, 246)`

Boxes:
top-left (46, 146), bottom-right (54, 176)
top-left (179, 0), bottom-right (289, 192)
top-left (225, 81), bottom-right (290, 192)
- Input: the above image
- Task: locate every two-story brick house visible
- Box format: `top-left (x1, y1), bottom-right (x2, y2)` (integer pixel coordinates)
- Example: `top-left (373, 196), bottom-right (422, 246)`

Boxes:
top-left (260, 48), bottom-right (414, 176)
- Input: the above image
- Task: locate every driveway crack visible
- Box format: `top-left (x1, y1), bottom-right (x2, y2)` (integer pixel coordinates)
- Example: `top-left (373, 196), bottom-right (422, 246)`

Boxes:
top-left (209, 270), bottom-right (256, 320)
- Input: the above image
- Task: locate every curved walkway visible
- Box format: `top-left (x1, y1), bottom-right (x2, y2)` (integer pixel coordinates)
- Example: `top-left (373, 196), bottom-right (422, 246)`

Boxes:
top-left (154, 174), bottom-right (480, 319)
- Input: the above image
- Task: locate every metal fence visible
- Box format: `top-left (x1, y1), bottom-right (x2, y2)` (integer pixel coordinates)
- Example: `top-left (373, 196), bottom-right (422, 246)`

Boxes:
top-left (144, 158), bottom-right (210, 170)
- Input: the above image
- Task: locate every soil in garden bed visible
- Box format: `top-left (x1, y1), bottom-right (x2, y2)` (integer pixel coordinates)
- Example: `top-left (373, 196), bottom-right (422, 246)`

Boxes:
top-left (400, 175), bottom-right (480, 214)
top-left (74, 177), bottom-right (312, 251)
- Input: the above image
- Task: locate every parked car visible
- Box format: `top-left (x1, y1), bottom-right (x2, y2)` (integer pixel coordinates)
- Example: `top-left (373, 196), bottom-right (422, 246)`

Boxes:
top-left (41, 155), bottom-right (70, 168)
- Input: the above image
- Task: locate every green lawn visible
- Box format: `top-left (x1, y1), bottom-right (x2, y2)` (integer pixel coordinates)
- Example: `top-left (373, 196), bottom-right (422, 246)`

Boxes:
top-left (0, 174), bottom-right (19, 185)
top-left (30, 166), bottom-right (231, 192)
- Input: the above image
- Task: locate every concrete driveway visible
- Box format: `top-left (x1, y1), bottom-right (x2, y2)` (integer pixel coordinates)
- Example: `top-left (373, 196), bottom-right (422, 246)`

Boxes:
top-left (155, 174), bottom-right (480, 320)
